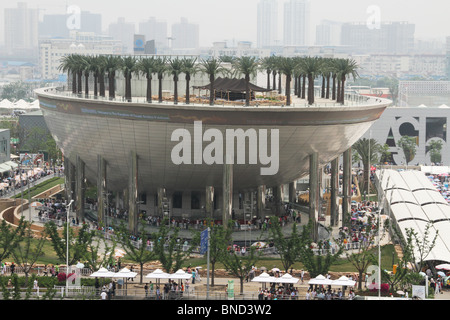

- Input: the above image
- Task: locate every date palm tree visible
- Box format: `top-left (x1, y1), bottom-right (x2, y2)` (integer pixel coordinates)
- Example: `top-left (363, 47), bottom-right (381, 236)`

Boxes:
top-left (199, 58), bottom-right (228, 106)
top-left (97, 55), bottom-right (107, 97)
top-left (168, 57), bottom-right (183, 104)
top-left (277, 57), bottom-right (297, 106)
top-left (181, 57), bottom-right (198, 105)
top-left (104, 55), bottom-right (122, 99)
top-left (232, 56), bottom-right (259, 106)
top-left (335, 58), bottom-right (359, 104)
top-left (121, 56), bottom-right (138, 102)
top-left (137, 56), bottom-right (157, 103)
top-left (58, 54), bottom-right (78, 94)
top-left (154, 57), bottom-right (168, 103)
top-left (298, 56), bottom-right (323, 105)
top-left (259, 56), bottom-right (275, 90)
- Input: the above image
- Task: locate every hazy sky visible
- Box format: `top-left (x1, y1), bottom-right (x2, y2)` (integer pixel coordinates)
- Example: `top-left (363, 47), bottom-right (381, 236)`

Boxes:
top-left (1, 0), bottom-right (449, 46)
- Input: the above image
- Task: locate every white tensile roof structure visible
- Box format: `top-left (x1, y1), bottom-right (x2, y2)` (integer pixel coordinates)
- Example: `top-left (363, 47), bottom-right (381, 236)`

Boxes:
top-left (376, 169), bottom-right (450, 263)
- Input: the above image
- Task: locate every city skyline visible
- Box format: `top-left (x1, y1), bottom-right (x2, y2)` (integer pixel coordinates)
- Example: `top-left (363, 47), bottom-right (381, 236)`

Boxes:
top-left (0, 0), bottom-right (449, 48)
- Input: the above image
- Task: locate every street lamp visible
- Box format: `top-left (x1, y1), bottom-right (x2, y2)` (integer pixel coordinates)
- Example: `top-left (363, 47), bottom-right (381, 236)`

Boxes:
top-left (65, 199), bottom-right (74, 298)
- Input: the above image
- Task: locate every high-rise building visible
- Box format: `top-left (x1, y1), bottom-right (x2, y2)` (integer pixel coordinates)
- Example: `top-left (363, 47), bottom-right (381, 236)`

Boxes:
top-left (39, 31), bottom-right (123, 79)
top-left (138, 17), bottom-right (168, 50)
top-left (315, 20), bottom-right (342, 46)
top-left (39, 11), bottom-right (102, 39)
top-left (4, 2), bottom-right (39, 57)
top-left (340, 21), bottom-right (415, 54)
top-left (283, 0), bottom-right (310, 46)
top-left (257, 0), bottom-right (278, 48)
top-left (446, 36), bottom-right (450, 80)
top-left (171, 18), bottom-right (199, 50)
top-left (108, 17), bottom-right (135, 53)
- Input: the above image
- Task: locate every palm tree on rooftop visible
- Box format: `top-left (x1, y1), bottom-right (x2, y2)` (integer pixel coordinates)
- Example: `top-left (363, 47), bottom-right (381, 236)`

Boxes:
top-left (259, 56), bottom-right (275, 90)
top-left (68, 54), bottom-right (84, 95)
top-left (121, 56), bottom-right (138, 102)
top-left (137, 56), bottom-right (157, 103)
top-left (181, 57), bottom-right (198, 105)
top-left (297, 56), bottom-right (323, 105)
top-left (199, 57), bottom-right (228, 106)
top-left (59, 54), bottom-right (77, 94)
top-left (277, 57), bottom-right (297, 106)
top-left (104, 55), bottom-right (123, 100)
top-left (232, 56), bottom-right (259, 106)
top-left (154, 57), bottom-right (168, 103)
top-left (89, 55), bottom-right (103, 97)
top-left (97, 55), bottom-right (107, 97)
top-left (335, 58), bottom-right (360, 104)
top-left (80, 55), bottom-right (91, 96)
top-left (168, 57), bottom-right (183, 105)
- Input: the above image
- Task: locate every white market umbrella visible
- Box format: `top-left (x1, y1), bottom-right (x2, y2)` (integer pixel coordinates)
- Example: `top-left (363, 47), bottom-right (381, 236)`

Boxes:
top-left (435, 263), bottom-right (450, 271)
top-left (145, 268), bottom-right (170, 279)
top-left (145, 268), bottom-right (170, 286)
top-left (252, 272), bottom-right (275, 283)
top-left (332, 276), bottom-right (356, 287)
top-left (90, 267), bottom-right (115, 278)
top-left (112, 267), bottom-right (137, 291)
top-left (308, 274), bottom-right (334, 286)
top-left (275, 273), bottom-right (299, 284)
top-left (112, 267), bottom-right (137, 279)
top-left (251, 272), bottom-right (275, 289)
top-left (169, 269), bottom-right (192, 280)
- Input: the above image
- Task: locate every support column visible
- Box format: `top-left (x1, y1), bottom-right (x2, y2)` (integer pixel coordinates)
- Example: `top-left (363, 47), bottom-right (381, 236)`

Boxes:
top-left (205, 186), bottom-right (214, 219)
top-left (222, 163), bottom-right (233, 228)
top-left (330, 158), bottom-right (339, 227)
top-left (157, 187), bottom-right (168, 218)
top-left (343, 148), bottom-right (352, 226)
top-left (128, 150), bottom-right (138, 234)
top-left (75, 155), bottom-right (85, 222)
top-left (272, 186), bottom-right (282, 215)
top-left (97, 155), bottom-right (107, 226)
top-left (289, 181), bottom-right (297, 203)
top-left (257, 185), bottom-right (266, 219)
top-left (309, 152), bottom-right (319, 241)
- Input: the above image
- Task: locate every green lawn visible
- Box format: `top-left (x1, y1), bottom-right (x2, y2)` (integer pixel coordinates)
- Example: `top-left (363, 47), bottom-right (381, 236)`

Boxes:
top-left (12, 177), bottom-right (65, 200)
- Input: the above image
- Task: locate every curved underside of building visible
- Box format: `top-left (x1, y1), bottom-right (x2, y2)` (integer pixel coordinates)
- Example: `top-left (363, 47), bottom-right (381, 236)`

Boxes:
top-left (36, 87), bottom-right (390, 195)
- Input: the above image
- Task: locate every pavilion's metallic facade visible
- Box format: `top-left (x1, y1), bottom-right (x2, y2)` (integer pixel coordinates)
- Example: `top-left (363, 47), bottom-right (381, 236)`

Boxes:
top-left (35, 87), bottom-right (390, 232)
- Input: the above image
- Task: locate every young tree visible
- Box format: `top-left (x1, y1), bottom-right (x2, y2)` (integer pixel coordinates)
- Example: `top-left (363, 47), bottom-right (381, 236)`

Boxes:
top-left (11, 222), bottom-right (46, 286)
top-left (207, 220), bottom-right (233, 286)
top-left (268, 216), bottom-right (301, 273)
top-left (0, 216), bottom-right (27, 261)
top-left (115, 220), bottom-right (157, 283)
top-left (44, 221), bottom-right (95, 266)
top-left (83, 230), bottom-right (117, 273)
top-left (297, 220), bottom-right (343, 278)
top-left (345, 215), bottom-right (383, 290)
top-left (402, 222), bottom-right (438, 273)
top-left (219, 245), bottom-right (261, 295)
top-left (152, 218), bottom-right (199, 273)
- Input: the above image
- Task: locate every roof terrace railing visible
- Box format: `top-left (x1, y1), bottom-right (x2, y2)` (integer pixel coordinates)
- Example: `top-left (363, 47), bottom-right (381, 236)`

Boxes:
top-left (40, 86), bottom-right (385, 108)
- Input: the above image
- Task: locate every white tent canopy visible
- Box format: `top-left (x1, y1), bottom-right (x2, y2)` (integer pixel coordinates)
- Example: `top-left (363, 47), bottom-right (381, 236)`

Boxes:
top-left (111, 267), bottom-right (137, 279)
top-left (251, 272), bottom-right (275, 283)
top-left (308, 274), bottom-right (333, 285)
top-left (332, 276), bottom-right (356, 287)
top-left (275, 273), bottom-right (299, 284)
top-left (90, 267), bottom-right (116, 278)
top-left (145, 268), bottom-right (170, 279)
top-left (169, 269), bottom-right (192, 280)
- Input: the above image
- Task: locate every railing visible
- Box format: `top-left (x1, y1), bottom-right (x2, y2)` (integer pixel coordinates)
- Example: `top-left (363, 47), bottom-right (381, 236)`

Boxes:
top-left (43, 86), bottom-right (380, 109)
